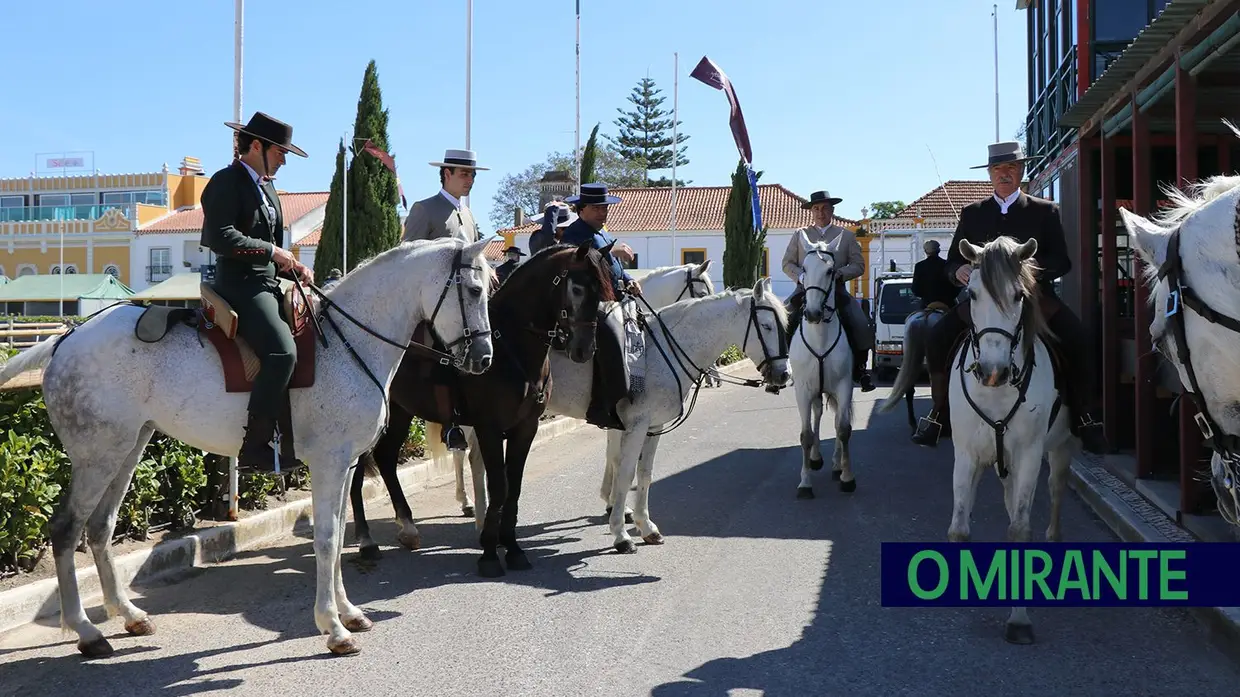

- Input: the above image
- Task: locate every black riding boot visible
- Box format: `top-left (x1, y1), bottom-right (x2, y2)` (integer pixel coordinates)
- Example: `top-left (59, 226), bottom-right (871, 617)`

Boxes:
top-left (237, 411), bottom-right (279, 473)
top-left (1066, 396), bottom-right (1109, 454)
top-left (853, 348), bottom-right (876, 392)
top-left (911, 371), bottom-right (951, 446)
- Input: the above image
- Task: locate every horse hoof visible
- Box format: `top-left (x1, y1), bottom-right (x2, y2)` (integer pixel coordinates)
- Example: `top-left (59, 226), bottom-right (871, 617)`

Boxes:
top-left (830, 469), bottom-right (841, 480)
top-left (809, 457), bottom-right (824, 471)
top-left (328, 636), bottom-right (362, 656)
top-left (343, 615), bottom-right (373, 633)
top-left (839, 479), bottom-right (857, 493)
top-left (124, 617), bottom-right (155, 636)
top-left (478, 558), bottom-right (506, 578)
top-left (614, 539), bottom-right (638, 554)
top-left (462, 505), bottom-right (474, 518)
top-left (397, 532), bottom-right (421, 551)
top-left (359, 544), bottom-right (381, 561)
top-left (506, 551), bottom-right (533, 571)
top-left (642, 532), bottom-right (665, 545)
top-left (1004, 623), bottom-right (1035, 645)
top-left (78, 636), bottom-right (114, 658)
top-left (796, 487), bottom-right (815, 499)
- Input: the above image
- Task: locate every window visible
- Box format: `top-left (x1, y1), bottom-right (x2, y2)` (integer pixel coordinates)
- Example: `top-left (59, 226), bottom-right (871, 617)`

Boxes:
top-left (103, 190), bottom-right (165, 206)
top-left (64, 266), bottom-right (77, 274)
top-left (759, 248), bottom-right (769, 278)
top-left (103, 264), bottom-right (120, 278)
top-left (17, 265), bottom-right (36, 277)
top-left (148, 248), bottom-right (172, 282)
top-left (0, 196), bottom-right (24, 208)
top-left (38, 194), bottom-right (69, 207)
top-left (1094, 0), bottom-right (1149, 43)
top-left (681, 248), bottom-right (706, 265)
top-left (70, 193), bottom-right (95, 205)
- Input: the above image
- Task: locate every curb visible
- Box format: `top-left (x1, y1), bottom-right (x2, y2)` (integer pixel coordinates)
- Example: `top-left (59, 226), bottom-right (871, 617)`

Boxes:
top-left (0, 415), bottom-right (587, 636)
top-left (1068, 454), bottom-right (1240, 664)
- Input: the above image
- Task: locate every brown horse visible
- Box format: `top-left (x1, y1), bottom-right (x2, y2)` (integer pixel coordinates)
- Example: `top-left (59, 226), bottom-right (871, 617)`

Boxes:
top-left (349, 241), bottom-right (615, 577)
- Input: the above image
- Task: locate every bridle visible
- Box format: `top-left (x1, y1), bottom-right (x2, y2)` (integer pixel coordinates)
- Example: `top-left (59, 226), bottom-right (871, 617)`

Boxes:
top-left (1154, 226), bottom-right (1240, 515)
top-left (798, 249), bottom-right (844, 396)
top-left (674, 268), bottom-right (712, 302)
top-left (955, 278), bottom-right (1040, 480)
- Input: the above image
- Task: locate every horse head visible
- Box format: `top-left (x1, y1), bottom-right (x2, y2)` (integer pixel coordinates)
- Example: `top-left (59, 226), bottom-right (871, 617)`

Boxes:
top-left (742, 277), bottom-right (793, 389)
top-left (408, 237), bottom-right (495, 375)
top-left (637, 259), bottom-right (716, 307)
top-left (802, 236), bottom-right (840, 324)
top-left (1122, 167), bottom-right (1240, 525)
top-left (494, 241), bottom-right (615, 364)
top-left (958, 236), bottom-right (1045, 387)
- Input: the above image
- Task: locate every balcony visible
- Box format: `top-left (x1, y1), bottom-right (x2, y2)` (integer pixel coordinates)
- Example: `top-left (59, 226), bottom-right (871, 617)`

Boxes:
top-left (0, 203), bottom-right (137, 223)
top-left (146, 265), bottom-right (173, 283)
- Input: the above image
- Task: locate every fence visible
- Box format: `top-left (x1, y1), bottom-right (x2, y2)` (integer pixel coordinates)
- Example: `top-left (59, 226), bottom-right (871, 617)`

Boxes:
top-left (1, 319), bottom-right (68, 350)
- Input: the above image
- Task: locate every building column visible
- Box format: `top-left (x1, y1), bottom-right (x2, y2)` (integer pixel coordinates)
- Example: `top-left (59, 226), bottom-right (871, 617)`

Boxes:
top-left (1076, 138), bottom-right (1098, 377)
top-left (1100, 132), bottom-right (1118, 447)
top-left (1131, 90), bottom-right (1156, 478)
top-left (1175, 57), bottom-right (1208, 516)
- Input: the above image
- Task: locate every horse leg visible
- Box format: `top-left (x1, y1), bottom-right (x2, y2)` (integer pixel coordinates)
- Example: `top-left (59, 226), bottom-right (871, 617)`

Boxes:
top-left (905, 384), bottom-right (916, 434)
top-left (455, 429), bottom-right (474, 518)
top-left (334, 466), bottom-right (372, 635)
top-left (795, 380), bottom-right (823, 499)
top-left (498, 416), bottom-right (539, 571)
top-left (632, 433), bottom-right (664, 545)
top-left (310, 460), bottom-right (358, 655)
top-left (610, 421), bottom-right (649, 553)
top-left (373, 407), bottom-right (419, 552)
top-left (86, 425), bottom-right (157, 640)
top-left (49, 424), bottom-right (150, 658)
top-left (947, 442), bottom-right (986, 543)
top-left (1046, 442), bottom-right (1072, 543)
top-left (474, 426), bottom-right (509, 578)
top-left (1002, 447), bottom-right (1044, 646)
top-left (349, 452), bottom-right (378, 560)
top-left (602, 428), bottom-right (635, 523)
top-left (467, 428), bottom-right (486, 531)
top-left (830, 384), bottom-right (856, 493)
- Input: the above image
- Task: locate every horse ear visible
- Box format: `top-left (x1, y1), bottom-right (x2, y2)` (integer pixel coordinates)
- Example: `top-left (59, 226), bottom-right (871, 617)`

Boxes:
top-left (1120, 207), bottom-right (1170, 267)
top-left (1017, 238), bottom-right (1038, 260)
top-left (575, 240), bottom-right (592, 259)
top-left (698, 258), bottom-right (712, 275)
top-left (958, 239), bottom-right (982, 264)
top-left (463, 237), bottom-right (491, 262)
top-left (599, 240), bottom-right (616, 257)
top-left (753, 277), bottom-right (767, 299)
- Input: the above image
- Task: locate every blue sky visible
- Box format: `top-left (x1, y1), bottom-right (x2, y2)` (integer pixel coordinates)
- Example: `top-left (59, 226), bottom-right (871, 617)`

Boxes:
top-left (0, 1), bottom-right (1029, 233)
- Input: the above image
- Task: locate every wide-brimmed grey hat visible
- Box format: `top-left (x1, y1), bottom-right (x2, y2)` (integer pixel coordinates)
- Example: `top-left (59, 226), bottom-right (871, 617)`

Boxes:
top-left (527, 202), bottom-right (578, 228)
top-left (428, 148), bottom-right (489, 170)
top-left (970, 140), bottom-right (1039, 169)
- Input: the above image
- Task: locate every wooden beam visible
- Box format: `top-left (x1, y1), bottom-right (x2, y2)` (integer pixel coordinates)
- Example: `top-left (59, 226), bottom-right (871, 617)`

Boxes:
top-left (1132, 90), bottom-right (1157, 480)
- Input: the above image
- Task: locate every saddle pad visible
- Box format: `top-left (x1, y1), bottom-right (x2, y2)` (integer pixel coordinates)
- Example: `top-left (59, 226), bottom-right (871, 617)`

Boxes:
top-left (134, 304), bottom-right (197, 343)
top-left (200, 320), bottom-right (318, 393)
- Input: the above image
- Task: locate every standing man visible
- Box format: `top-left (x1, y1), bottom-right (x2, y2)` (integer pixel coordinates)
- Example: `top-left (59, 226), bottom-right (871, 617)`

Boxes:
top-left (495, 246), bottom-right (525, 285)
top-left (782, 190), bottom-right (876, 392)
top-left (911, 240), bottom-right (960, 309)
top-left (909, 141), bottom-right (1108, 454)
top-left (402, 148), bottom-right (488, 244)
top-left (200, 111), bottom-right (313, 473)
top-left (528, 201), bottom-right (577, 255)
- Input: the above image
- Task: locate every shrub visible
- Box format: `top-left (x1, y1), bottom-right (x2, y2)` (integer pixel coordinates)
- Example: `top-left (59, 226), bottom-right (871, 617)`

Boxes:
top-left (718, 345), bottom-right (744, 365)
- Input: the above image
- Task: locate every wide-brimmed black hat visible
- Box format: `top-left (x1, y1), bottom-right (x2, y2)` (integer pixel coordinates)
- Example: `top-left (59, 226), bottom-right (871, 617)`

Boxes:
top-left (225, 112), bottom-right (308, 158)
top-left (970, 140), bottom-right (1038, 169)
top-left (566, 183), bottom-right (622, 206)
top-left (801, 190), bottom-right (842, 209)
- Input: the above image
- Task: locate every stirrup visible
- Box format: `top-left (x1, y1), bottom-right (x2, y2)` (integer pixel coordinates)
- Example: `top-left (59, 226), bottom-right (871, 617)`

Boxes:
top-left (914, 413), bottom-right (944, 443)
top-left (444, 424), bottom-right (467, 451)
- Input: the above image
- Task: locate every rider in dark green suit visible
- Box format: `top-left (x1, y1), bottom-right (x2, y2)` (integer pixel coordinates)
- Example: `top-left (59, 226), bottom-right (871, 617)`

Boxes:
top-left (200, 112), bottom-right (314, 473)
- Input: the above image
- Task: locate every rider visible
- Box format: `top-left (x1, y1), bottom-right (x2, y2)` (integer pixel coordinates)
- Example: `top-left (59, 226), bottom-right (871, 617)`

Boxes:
top-left (561, 183), bottom-right (643, 429)
top-left (911, 240), bottom-right (960, 309)
top-left (528, 201), bottom-right (578, 255)
top-left (200, 111), bottom-right (313, 474)
top-left (402, 148), bottom-right (486, 244)
top-left (782, 190), bottom-right (877, 392)
top-left (909, 140), bottom-right (1109, 454)
top-left (495, 246), bottom-right (525, 285)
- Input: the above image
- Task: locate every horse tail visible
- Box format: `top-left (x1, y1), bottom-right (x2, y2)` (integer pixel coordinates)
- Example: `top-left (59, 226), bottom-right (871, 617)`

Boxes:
top-left (876, 314), bottom-right (924, 414)
top-left (425, 421), bottom-right (449, 468)
top-left (0, 337), bottom-right (57, 388)
top-left (359, 450), bottom-right (380, 478)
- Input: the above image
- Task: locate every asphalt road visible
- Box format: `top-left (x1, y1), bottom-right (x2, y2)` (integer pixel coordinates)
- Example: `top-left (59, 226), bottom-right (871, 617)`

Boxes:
top-left (1, 368), bottom-right (1238, 697)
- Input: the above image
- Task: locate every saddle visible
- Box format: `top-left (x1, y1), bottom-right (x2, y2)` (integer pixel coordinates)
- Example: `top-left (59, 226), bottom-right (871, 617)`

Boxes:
top-left (198, 282), bottom-right (320, 393)
top-left (405, 321), bottom-right (471, 430)
top-left (586, 303), bottom-right (632, 429)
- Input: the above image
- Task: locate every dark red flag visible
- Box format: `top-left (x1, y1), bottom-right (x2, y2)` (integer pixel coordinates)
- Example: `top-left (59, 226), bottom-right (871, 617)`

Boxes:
top-left (360, 140), bottom-right (407, 209)
top-left (690, 56), bottom-right (754, 166)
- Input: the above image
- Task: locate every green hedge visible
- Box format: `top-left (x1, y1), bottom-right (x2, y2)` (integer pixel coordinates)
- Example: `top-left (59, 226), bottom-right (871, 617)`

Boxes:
top-left (718, 345), bottom-right (744, 365)
top-left (0, 316), bottom-right (85, 325)
top-left (0, 364), bottom-right (427, 576)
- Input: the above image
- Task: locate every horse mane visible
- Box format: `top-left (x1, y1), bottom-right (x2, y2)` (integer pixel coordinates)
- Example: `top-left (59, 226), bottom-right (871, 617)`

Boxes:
top-left (669, 287), bottom-right (788, 331)
top-left (974, 236), bottom-right (1052, 352)
top-left (328, 237), bottom-right (477, 290)
top-left (496, 242), bottom-right (616, 303)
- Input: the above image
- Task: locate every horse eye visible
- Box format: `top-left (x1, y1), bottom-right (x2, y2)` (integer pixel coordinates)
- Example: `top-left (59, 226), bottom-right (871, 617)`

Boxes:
top-left (469, 287), bottom-right (482, 298)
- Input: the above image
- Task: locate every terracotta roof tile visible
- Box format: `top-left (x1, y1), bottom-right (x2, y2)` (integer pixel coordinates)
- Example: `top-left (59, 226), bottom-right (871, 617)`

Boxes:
top-left (138, 191), bottom-right (330, 235)
top-left (496, 184), bottom-right (858, 235)
top-left (293, 225), bottom-right (321, 248)
top-left (892, 180), bottom-right (993, 221)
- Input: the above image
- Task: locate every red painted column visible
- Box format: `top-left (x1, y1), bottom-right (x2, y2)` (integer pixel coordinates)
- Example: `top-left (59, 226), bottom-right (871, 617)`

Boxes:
top-left (1132, 91), bottom-right (1156, 478)
top-left (1175, 58), bottom-right (1207, 517)
top-left (1077, 138), bottom-right (1097, 351)
top-left (1100, 133), bottom-right (1118, 446)
top-left (1077, 0), bottom-right (1091, 99)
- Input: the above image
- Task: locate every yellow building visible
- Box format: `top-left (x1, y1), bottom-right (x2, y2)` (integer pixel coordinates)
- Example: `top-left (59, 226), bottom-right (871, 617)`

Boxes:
top-left (0, 157), bottom-right (209, 288)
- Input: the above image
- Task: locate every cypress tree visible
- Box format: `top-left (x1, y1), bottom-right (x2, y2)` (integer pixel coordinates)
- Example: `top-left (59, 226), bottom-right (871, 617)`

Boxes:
top-left (722, 159), bottom-right (767, 289)
top-left (579, 124), bottom-right (600, 185)
top-left (341, 60), bottom-right (401, 272)
top-left (313, 140), bottom-right (346, 279)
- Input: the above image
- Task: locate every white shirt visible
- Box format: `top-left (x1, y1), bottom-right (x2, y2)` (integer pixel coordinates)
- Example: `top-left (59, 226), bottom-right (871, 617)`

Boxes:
top-left (439, 188), bottom-right (461, 210)
top-left (238, 159), bottom-right (277, 219)
top-left (993, 189), bottom-right (1020, 214)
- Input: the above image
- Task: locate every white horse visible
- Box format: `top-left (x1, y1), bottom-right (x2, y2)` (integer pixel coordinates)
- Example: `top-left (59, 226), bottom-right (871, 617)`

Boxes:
top-left (1121, 168), bottom-right (1240, 526)
top-left (433, 260), bottom-right (717, 531)
top-left (538, 278), bottom-right (792, 552)
top-left (927, 236), bottom-right (1077, 645)
top-left (0, 236), bottom-right (496, 657)
top-left (789, 236), bottom-right (857, 498)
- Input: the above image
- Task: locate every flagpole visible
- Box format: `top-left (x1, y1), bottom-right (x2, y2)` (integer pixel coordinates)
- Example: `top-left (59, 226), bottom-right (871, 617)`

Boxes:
top-left (574, 0), bottom-right (581, 194)
top-left (670, 52), bottom-right (678, 266)
top-left (234, 0), bottom-right (243, 124)
top-left (58, 220), bottom-right (64, 317)
top-left (343, 131), bottom-right (349, 273)
top-left (464, 0), bottom-right (472, 208)
top-left (993, 3), bottom-right (999, 141)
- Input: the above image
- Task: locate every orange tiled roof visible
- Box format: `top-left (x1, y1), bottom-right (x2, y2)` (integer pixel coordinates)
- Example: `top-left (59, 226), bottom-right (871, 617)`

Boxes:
top-left (891, 180), bottom-right (993, 221)
top-left (293, 225), bottom-right (322, 248)
top-left (138, 191), bottom-right (330, 235)
top-left (496, 184), bottom-right (858, 236)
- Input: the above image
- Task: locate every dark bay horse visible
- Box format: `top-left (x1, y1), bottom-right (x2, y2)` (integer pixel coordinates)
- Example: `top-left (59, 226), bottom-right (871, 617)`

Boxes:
top-left (349, 241), bottom-right (615, 577)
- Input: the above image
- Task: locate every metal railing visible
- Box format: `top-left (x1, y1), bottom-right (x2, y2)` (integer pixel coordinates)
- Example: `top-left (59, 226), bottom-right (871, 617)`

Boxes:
top-left (147, 264), bottom-right (173, 282)
top-left (0, 203), bottom-right (138, 223)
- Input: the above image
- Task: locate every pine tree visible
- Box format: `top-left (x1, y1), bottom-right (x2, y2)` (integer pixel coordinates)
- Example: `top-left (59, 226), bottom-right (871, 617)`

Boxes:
top-left (313, 140), bottom-right (346, 279)
top-left (318, 60), bottom-right (401, 277)
top-left (605, 77), bottom-right (689, 185)
top-left (722, 159), bottom-right (767, 290)
top-left (579, 124), bottom-right (600, 185)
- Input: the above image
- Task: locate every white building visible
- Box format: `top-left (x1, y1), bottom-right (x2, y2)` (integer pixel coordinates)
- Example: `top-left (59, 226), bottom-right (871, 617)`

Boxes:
top-left (496, 184), bottom-right (860, 300)
top-left (132, 191), bottom-right (328, 293)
